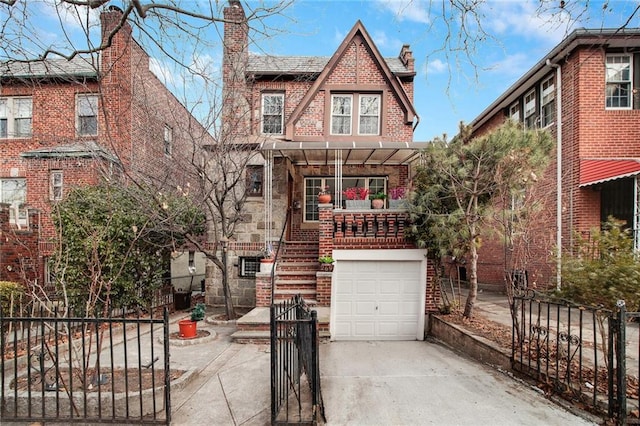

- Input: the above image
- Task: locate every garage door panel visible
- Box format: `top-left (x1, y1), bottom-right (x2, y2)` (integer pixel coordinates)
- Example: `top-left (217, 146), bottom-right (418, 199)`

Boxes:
top-left (334, 260), bottom-right (422, 341)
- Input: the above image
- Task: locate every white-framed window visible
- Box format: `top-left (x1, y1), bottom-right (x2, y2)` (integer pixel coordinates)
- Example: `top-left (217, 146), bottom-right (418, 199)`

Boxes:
top-left (261, 93), bottom-right (284, 135)
top-left (358, 94), bottom-right (380, 135)
top-left (1, 178), bottom-right (27, 227)
top-left (331, 94), bottom-right (352, 135)
top-left (540, 75), bottom-right (555, 127)
top-left (606, 54), bottom-right (632, 109)
top-left (77, 94), bottom-right (98, 136)
top-left (303, 176), bottom-right (386, 222)
top-left (524, 89), bottom-right (537, 129)
top-left (164, 125), bottom-right (173, 156)
top-left (50, 170), bottom-right (63, 201)
top-left (508, 101), bottom-right (520, 122)
top-left (0, 97), bottom-right (32, 138)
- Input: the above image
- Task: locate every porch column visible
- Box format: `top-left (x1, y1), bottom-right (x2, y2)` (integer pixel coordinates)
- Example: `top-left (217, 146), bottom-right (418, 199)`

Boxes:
top-left (334, 149), bottom-right (343, 209)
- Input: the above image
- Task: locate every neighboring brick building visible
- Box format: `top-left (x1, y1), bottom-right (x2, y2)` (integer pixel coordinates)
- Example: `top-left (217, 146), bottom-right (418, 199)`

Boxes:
top-left (0, 7), bottom-right (212, 288)
top-left (220, 1), bottom-right (435, 341)
top-left (469, 29), bottom-right (640, 290)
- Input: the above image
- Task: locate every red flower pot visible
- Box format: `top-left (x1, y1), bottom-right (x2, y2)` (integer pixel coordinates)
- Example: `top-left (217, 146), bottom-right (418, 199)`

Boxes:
top-left (178, 319), bottom-right (197, 338)
top-left (318, 194), bottom-right (332, 204)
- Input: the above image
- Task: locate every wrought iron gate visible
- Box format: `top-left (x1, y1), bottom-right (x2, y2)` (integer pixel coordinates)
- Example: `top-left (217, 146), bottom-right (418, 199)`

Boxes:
top-left (270, 295), bottom-right (324, 424)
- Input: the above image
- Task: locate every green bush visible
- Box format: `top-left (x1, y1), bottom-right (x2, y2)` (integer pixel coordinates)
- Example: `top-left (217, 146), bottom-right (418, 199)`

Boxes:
top-left (558, 218), bottom-right (640, 311)
top-left (0, 281), bottom-right (24, 315)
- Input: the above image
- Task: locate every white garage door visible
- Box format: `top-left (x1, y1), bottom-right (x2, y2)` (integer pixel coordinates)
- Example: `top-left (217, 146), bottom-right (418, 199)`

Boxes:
top-left (333, 260), bottom-right (422, 340)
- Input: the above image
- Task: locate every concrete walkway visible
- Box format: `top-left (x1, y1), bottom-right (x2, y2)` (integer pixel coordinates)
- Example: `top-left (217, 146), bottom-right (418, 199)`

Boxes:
top-left (170, 311), bottom-right (600, 426)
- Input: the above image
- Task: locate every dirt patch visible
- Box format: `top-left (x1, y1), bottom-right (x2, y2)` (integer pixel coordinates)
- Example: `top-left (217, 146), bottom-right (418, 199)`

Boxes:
top-left (439, 311), bottom-right (512, 350)
top-left (11, 367), bottom-right (185, 393)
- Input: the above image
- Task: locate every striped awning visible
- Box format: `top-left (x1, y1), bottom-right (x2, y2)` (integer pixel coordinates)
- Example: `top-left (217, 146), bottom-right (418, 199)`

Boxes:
top-left (579, 159), bottom-right (640, 187)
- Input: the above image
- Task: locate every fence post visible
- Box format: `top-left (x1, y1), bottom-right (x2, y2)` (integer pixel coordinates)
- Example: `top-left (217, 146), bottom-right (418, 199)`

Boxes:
top-left (615, 300), bottom-right (627, 424)
top-left (270, 303), bottom-right (277, 425)
top-left (310, 310), bottom-right (319, 422)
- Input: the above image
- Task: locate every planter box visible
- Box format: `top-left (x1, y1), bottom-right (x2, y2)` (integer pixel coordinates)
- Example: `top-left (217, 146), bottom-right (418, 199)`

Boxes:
top-left (389, 199), bottom-right (408, 209)
top-left (345, 200), bottom-right (370, 210)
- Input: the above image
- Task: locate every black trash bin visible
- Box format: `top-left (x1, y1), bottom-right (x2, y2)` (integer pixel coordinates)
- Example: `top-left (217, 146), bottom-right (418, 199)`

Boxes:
top-left (174, 289), bottom-right (191, 311)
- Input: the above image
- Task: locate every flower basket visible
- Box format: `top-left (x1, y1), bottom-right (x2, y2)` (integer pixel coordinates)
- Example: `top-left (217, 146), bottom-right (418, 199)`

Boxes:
top-left (318, 193), bottom-right (332, 204)
top-left (319, 263), bottom-right (334, 272)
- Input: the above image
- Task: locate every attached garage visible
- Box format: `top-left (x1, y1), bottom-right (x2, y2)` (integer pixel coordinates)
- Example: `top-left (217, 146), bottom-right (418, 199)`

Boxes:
top-left (330, 250), bottom-right (427, 341)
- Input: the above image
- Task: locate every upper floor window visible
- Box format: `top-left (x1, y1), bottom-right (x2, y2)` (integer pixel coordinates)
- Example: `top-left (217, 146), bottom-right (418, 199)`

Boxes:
top-left (261, 93), bottom-right (284, 135)
top-left (508, 101), bottom-right (520, 122)
top-left (50, 170), bottom-right (63, 201)
top-left (1, 178), bottom-right (27, 227)
top-left (524, 89), bottom-right (537, 129)
top-left (540, 75), bottom-right (555, 127)
top-left (358, 95), bottom-right (380, 135)
top-left (331, 94), bottom-right (381, 136)
top-left (331, 95), bottom-right (352, 135)
top-left (77, 94), bottom-right (98, 136)
top-left (606, 54), bottom-right (631, 109)
top-left (164, 125), bottom-right (173, 156)
top-left (0, 97), bottom-right (32, 138)
top-left (246, 165), bottom-right (263, 197)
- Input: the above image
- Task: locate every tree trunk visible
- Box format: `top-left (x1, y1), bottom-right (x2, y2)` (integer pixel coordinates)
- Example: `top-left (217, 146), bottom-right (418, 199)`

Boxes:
top-left (463, 244), bottom-right (478, 318)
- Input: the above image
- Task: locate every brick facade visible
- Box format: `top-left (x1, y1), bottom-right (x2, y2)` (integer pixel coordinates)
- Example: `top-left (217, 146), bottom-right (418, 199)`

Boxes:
top-left (0, 8), bottom-right (213, 287)
top-left (470, 30), bottom-right (640, 289)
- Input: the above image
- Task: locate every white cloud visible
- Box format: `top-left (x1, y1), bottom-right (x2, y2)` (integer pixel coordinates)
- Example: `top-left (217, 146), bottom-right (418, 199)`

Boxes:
top-left (425, 58), bottom-right (447, 75)
top-left (485, 52), bottom-right (532, 81)
top-left (374, 0), bottom-right (430, 24)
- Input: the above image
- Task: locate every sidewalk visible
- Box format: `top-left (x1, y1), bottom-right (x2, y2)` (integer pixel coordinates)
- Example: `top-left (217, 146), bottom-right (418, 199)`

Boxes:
top-left (168, 302), bottom-right (600, 426)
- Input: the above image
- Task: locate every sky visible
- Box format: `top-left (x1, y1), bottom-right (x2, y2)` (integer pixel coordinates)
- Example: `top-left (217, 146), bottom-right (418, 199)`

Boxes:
top-left (250, 0), bottom-right (640, 142)
top-left (5, 0), bottom-right (640, 142)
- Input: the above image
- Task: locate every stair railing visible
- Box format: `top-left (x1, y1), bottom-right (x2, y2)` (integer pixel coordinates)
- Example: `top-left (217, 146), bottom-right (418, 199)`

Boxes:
top-left (270, 206), bottom-right (292, 304)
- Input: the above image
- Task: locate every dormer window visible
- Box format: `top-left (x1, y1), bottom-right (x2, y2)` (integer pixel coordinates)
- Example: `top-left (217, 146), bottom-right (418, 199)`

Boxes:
top-left (331, 93), bottom-right (381, 136)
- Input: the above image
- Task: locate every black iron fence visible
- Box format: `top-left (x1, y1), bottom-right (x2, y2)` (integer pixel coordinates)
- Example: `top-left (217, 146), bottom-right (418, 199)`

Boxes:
top-left (512, 291), bottom-right (640, 424)
top-left (0, 308), bottom-right (171, 424)
top-left (270, 295), bottom-right (324, 425)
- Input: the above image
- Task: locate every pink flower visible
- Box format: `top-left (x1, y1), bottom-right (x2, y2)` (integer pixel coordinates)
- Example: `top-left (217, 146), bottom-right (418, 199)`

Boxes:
top-left (343, 187), bottom-right (369, 200)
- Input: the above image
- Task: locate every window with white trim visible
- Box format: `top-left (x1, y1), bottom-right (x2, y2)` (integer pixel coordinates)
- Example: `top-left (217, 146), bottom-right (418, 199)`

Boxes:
top-left (0, 97), bottom-right (32, 138)
top-left (164, 125), bottom-right (173, 156)
top-left (606, 54), bottom-right (632, 109)
top-left (358, 95), bottom-right (380, 135)
top-left (303, 176), bottom-right (386, 222)
top-left (509, 101), bottom-right (520, 122)
top-left (1, 178), bottom-right (27, 226)
top-left (331, 95), bottom-right (352, 135)
top-left (77, 94), bottom-right (98, 136)
top-left (524, 89), bottom-right (537, 129)
top-left (540, 75), bottom-right (555, 127)
top-left (261, 93), bottom-right (284, 134)
top-left (50, 170), bottom-right (63, 201)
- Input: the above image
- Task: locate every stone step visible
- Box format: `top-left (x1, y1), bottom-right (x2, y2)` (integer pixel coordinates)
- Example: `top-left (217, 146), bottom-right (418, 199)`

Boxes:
top-left (232, 306), bottom-right (331, 343)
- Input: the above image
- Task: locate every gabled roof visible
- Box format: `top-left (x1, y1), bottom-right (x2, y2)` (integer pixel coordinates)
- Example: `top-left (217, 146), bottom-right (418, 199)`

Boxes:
top-left (21, 141), bottom-right (119, 163)
top-left (579, 158), bottom-right (640, 187)
top-left (0, 56), bottom-right (98, 80)
top-left (248, 54), bottom-right (412, 76)
top-left (279, 21), bottom-right (418, 139)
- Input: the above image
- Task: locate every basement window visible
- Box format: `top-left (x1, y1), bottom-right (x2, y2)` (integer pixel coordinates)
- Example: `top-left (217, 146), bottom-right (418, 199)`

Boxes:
top-left (239, 256), bottom-right (261, 277)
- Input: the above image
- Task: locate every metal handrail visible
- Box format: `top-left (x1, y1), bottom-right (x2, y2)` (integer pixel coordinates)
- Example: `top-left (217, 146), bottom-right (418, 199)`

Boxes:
top-left (270, 206), bottom-right (291, 303)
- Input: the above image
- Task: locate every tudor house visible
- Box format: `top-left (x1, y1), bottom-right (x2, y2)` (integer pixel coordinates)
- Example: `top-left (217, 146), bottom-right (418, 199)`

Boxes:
top-left (216, 1), bottom-right (436, 341)
top-left (469, 29), bottom-right (640, 289)
top-left (0, 7), bottom-right (213, 291)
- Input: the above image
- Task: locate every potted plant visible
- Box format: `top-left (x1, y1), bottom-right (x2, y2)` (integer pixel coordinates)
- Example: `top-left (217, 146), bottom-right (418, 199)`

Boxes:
top-left (343, 187), bottom-right (370, 209)
top-left (389, 187), bottom-right (407, 209)
top-left (260, 242), bottom-right (275, 272)
top-left (318, 255), bottom-right (335, 272)
top-left (318, 186), bottom-right (332, 204)
top-left (370, 191), bottom-right (387, 209)
top-left (178, 303), bottom-right (206, 339)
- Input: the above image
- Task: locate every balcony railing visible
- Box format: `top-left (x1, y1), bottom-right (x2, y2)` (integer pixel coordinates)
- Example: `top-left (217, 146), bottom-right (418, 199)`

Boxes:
top-left (333, 209), bottom-right (409, 239)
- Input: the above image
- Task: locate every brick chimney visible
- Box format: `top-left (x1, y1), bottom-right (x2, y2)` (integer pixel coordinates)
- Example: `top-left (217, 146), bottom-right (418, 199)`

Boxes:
top-left (99, 6), bottom-right (134, 82)
top-left (222, 0), bottom-right (250, 138)
top-left (399, 44), bottom-right (414, 72)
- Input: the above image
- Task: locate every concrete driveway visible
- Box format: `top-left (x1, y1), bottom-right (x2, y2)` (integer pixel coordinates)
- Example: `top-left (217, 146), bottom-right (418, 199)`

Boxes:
top-left (320, 340), bottom-right (598, 426)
